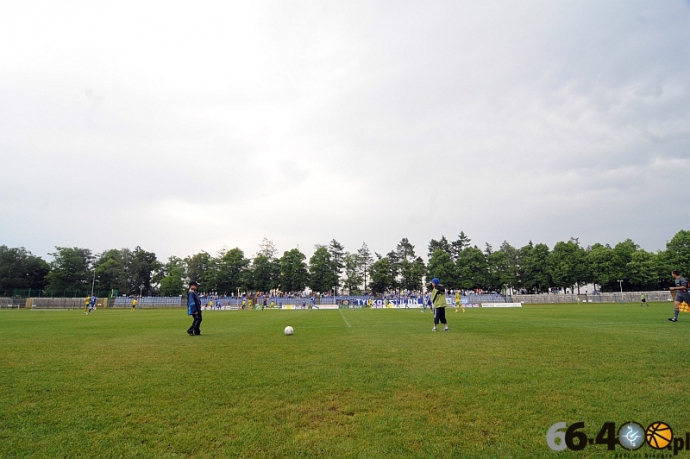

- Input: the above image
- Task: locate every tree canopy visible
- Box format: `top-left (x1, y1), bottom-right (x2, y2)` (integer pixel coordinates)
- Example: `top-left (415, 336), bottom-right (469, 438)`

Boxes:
top-left (2, 230), bottom-right (689, 296)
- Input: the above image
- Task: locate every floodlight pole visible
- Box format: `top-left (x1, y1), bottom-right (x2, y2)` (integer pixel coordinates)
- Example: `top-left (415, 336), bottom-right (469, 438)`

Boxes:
top-left (90, 269), bottom-right (96, 297)
top-left (139, 285), bottom-right (143, 310)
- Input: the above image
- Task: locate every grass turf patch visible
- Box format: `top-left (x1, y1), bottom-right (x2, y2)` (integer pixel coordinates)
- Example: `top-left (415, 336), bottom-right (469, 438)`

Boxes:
top-left (0, 303), bottom-right (688, 458)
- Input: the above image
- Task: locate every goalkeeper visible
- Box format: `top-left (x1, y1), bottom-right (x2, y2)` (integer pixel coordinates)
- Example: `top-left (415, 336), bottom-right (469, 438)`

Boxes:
top-left (669, 270), bottom-right (690, 322)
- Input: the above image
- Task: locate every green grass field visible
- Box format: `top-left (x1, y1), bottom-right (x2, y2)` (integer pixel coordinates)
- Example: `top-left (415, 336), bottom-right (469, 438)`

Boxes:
top-left (1, 303), bottom-right (689, 458)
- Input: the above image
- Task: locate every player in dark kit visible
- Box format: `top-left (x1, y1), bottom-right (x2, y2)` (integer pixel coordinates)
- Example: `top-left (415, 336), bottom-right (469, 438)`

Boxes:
top-left (669, 270), bottom-right (690, 322)
top-left (187, 281), bottom-right (202, 335)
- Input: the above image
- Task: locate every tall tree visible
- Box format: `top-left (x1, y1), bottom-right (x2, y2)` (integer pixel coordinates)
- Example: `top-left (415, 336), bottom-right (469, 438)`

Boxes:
top-left (0, 246), bottom-right (50, 291)
top-left (498, 241), bottom-right (520, 289)
top-left (214, 248), bottom-right (250, 294)
top-left (548, 240), bottom-right (588, 292)
top-left (343, 252), bottom-right (363, 294)
top-left (451, 231), bottom-right (472, 261)
top-left (128, 246), bottom-right (160, 295)
top-left (328, 239), bottom-right (345, 294)
top-left (399, 256), bottom-right (425, 292)
top-left (518, 242), bottom-right (552, 293)
top-left (309, 246), bottom-right (339, 293)
top-left (396, 238), bottom-right (416, 261)
top-left (45, 247), bottom-right (94, 293)
top-left (587, 243), bottom-right (616, 291)
top-left (457, 246), bottom-right (490, 290)
top-left (626, 250), bottom-right (660, 289)
top-left (427, 249), bottom-right (456, 289)
top-left (257, 238), bottom-right (278, 259)
top-left (94, 249), bottom-right (126, 292)
top-left (428, 236), bottom-right (452, 258)
top-left (153, 256), bottom-right (185, 294)
top-left (665, 230), bottom-right (690, 277)
top-left (357, 243), bottom-right (373, 292)
top-left (184, 251), bottom-right (214, 289)
top-left (385, 250), bottom-right (401, 292)
top-left (279, 248), bottom-right (308, 293)
top-left (370, 257), bottom-right (397, 294)
top-left (395, 237), bottom-right (423, 292)
top-left (611, 239), bottom-right (639, 288)
top-left (251, 254), bottom-right (280, 292)
top-left (159, 266), bottom-right (185, 296)
top-left (486, 248), bottom-right (510, 292)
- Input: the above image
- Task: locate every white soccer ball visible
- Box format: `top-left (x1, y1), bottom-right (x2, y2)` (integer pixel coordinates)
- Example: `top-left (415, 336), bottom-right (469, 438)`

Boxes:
top-left (284, 326), bottom-right (294, 336)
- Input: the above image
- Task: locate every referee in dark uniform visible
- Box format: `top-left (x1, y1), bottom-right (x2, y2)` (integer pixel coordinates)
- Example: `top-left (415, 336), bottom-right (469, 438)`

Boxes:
top-left (187, 281), bottom-right (202, 335)
top-left (669, 270), bottom-right (690, 322)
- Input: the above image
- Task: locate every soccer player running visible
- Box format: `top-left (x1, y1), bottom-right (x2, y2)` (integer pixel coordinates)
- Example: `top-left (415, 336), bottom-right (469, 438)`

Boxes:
top-left (640, 292), bottom-right (648, 307)
top-left (430, 278), bottom-right (449, 331)
top-left (86, 295), bottom-right (97, 315)
top-left (131, 297), bottom-right (137, 311)
top-left (187, 281), bottom-right (202, 336)
top-left (669, 270), bottom-right (690, 322)
top-left (454, 291), bottom-right (465, 313)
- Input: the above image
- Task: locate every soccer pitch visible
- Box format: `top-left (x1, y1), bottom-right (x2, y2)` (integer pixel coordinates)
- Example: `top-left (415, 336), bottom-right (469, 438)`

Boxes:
top-left (1, 304), bottom-right (689, 458)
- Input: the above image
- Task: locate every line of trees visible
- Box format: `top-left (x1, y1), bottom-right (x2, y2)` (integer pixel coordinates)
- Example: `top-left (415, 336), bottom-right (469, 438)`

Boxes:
top-left (1, 231), bottom-right (689, 296)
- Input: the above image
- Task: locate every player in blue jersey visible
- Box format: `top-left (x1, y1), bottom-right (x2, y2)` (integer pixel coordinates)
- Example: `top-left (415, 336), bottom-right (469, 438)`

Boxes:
top-left (85, 295), bottom-right (97, 314)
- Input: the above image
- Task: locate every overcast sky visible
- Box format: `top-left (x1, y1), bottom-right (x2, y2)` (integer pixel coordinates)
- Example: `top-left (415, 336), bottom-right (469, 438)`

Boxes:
top-left (1, 1), bottom-right (689, 262)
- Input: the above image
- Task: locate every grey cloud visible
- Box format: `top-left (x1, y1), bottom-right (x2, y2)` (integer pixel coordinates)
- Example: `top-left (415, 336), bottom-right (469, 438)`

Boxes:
top-left (1, 1), bottom-right (689, 260)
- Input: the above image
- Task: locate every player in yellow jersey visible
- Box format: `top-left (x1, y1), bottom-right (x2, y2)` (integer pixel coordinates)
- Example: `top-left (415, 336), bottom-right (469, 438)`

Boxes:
top-left (368, 298), bottom-right (373, 309)
top-left (84, 296), bottom-right (90, 313)
top-left (131, 298), bottom-right (137, 311)
top-left (248, 299), bottom-right (253, 309)
top-left (454, 291), bottom-right (465, 313)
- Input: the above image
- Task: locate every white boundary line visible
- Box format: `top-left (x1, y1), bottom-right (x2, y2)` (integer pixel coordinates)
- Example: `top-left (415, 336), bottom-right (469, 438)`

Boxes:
top-left (339, 309), bottom-right (352, 328)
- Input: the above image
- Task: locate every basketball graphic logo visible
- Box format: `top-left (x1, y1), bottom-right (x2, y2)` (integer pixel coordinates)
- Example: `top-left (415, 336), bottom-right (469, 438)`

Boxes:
top-left (646, 422), bottom-right (673, 449)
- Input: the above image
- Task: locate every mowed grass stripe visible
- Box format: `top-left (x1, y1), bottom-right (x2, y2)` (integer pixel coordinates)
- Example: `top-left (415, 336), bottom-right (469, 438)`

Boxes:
top-left (0, 303), bottom-right (688, 458)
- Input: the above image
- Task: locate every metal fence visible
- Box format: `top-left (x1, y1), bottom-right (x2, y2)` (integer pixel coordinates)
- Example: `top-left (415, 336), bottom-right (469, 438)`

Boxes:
top-left (111, 297), bottom-right (183, 308)
top-left (27, 297), bottom-right (109, 309)
top-left (1, 291), bottom-right (675, 309)
top-left (0, 298), bottom-right (25, 309)
top-left (510, 291), bottom-right (674, 304)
